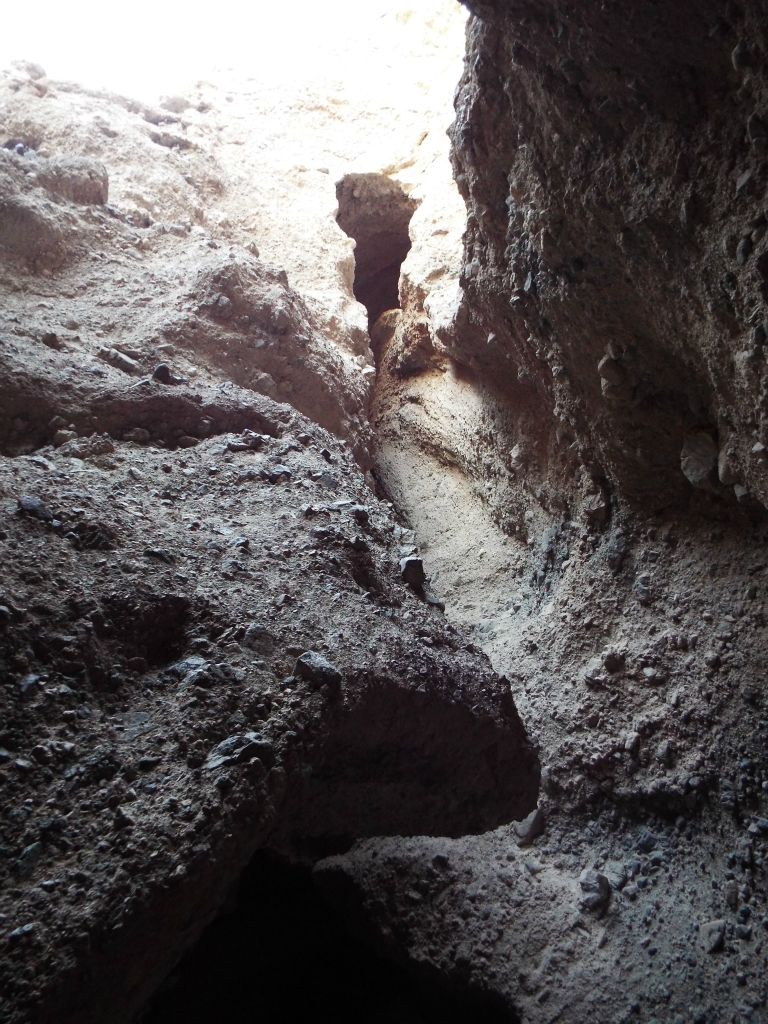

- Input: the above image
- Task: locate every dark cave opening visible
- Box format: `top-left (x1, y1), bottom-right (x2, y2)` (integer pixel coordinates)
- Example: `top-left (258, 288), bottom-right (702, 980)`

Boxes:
top-left (336, 173), bottom-right (419, 329)
top-left (139, 853), bottom-right (517, 1024)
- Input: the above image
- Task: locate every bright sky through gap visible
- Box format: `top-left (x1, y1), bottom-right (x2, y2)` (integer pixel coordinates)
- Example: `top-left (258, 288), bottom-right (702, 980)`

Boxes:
top-left (0, 0), bottom-right (426, 101)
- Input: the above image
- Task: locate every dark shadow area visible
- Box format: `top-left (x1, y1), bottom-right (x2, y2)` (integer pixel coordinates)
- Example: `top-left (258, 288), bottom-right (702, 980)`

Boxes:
top-left (336, 173), bottom-right (418, 328)
top-left (139, 853), bottom-right (517, 1024)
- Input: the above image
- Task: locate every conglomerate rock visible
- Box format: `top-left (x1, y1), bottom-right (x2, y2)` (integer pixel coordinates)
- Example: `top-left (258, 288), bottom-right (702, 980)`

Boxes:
top-left (449, 0), bottom-right (768, 516)
top-left (5, 2), bottom-right (768, 1022)
top-left (357, 1), bottom-right (768, 1021)
top-left (0, 45), bottom-right (538, 1024)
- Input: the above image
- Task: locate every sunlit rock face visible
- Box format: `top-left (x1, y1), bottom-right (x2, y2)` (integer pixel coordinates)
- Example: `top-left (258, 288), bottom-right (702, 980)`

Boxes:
top-left (0, 3), bottom-right (467, 458)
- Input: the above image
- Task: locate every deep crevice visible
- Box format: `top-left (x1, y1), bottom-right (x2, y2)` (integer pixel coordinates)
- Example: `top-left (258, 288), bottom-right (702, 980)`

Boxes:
top-left (139, 853), bottom-right (517, 1024)
top-left (336, 173), bottom-right (419, 329)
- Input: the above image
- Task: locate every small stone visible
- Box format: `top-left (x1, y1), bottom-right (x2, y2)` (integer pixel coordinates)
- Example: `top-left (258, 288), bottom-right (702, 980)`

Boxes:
top-left (513, 807), bottom-right (546, 847)
top-left (99, 348), bottom-right (139, 375)
top-left (579, 869), bottom-right (611, 913)
top-left (597, 355), bottom-right (625, 386)
top-left (701, 918), bottom-right (725, 953)
top-left (53, 429), bottom-right (77, 446)
top-left (736, 168), bottom-right (753, 195)
top-left (732, 41), bottom-right (752, 70)
top-left (624, 731), bottom-right (641, 756)
top-left (7, 923), bottom-right (36, 944)
top-left (214, 294), bottom-right (233, 317)
top-left (424, 589), bottom-right (445, 611)
top-left (144, 548), bottom-right (174, 564)
top-left (263, 465), bottom-right (292, 484)
top-left (603, 861), bottom-right (628, 890)
top-left (243, 623), bottom-right (275, 653)
top-left (15, 842), bottom-right (44, 879)
top-left (182, 662), bottom-right (233, 689)
top-left (636, 828), bottom-right (658, 853)
top-left (583, 657), bottom-right (606, 687)
top-left (656, 739), bottom-right (675, 767)
top-left (633, 574), bottom-right (653, 605)
top-left (205, 732), bottom-right (274, 771)
top-left (17, 495), bottom-right (53, 522)
top-left (152, 363), bottom-right (172, 384)
top-left (294, 651), bottom-right (342, 689)
top-left (680, 431), bottom-right (717, 488)
top-left (725, 879), bottom-right (739, 911)
top-left (19, 674), bottom-right (42, 697)
top-left (736, 237), bottom-right (753, 266)
top-left (400, 556), bottom-right (426, 591)
top-left (113, 807), bottom-right (135, 830)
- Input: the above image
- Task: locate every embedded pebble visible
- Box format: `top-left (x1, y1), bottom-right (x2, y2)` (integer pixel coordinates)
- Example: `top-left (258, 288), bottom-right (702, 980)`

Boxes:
top-left (294, 651), bottom-right (342, 689)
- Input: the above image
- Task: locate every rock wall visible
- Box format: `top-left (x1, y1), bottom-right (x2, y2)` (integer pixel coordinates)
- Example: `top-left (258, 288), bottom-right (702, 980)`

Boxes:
top-left (0, 31), bottom-right (542, 1024)
top-left (450, 0), bottom-right (768, 516)
top-left (340, 2), bottom-right (768, 1021)
top-left (5, 2), bottom-right (768, 1022)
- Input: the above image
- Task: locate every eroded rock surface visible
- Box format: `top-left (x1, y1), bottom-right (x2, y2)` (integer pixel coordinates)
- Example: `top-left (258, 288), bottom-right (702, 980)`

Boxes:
top-left (0, 413), bottom-right (537, 1024)
top-left (0, 42), bottom-right (538, 1024)
top-left (5, 1), bottom-right (768, 1022)
top-left (448, 0), bottom-right (768, 515)
top-left (358, 1), bottom-right (768, 1021)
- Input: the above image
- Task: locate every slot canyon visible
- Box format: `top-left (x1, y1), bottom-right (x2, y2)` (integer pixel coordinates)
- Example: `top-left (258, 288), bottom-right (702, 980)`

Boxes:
top-left (1, 2), bottom-right (768, 1022)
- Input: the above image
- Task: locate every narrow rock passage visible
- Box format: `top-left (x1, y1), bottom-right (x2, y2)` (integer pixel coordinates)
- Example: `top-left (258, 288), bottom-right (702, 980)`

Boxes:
top-left (336, 173), bottom-right (418, 330)
top-left (350, 276), bottom-right (768, 1023)
top-left (140, 853), bottom-right (517, 1024)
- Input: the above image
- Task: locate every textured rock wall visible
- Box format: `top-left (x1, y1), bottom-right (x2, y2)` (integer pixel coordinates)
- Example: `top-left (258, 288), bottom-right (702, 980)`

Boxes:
top-left (450, 0), bottom-right (768, 516)
top-left (346, 3), bottom-right (768, 1022)
top-left (0, 37), bottom-right (542, 1024)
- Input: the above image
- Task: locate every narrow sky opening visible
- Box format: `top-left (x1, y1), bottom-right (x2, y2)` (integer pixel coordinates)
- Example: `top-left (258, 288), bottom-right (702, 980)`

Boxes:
top-left (1, 1), bottom-right (459, 102)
